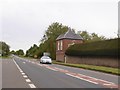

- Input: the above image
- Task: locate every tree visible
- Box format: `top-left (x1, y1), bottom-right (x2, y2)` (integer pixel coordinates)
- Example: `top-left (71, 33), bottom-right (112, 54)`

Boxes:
top-left (39, 22), bottom-right (68, 59)
top-left (10, 50), bottom-right (16, 55)
top-left (26, 22), bottom-right (69, 59)
top-left (25, 44), bottom-right (38, 58)
top-left (16, 49), bottom-right (24, 56)
top-left (41, 22), bottom-right (68, 43)
top-left (79, 31), bottom-right (91, 41)
top-left (78, 31), bottom-right (106, 42)
top-left (0, 41), bottom-right (10, 56)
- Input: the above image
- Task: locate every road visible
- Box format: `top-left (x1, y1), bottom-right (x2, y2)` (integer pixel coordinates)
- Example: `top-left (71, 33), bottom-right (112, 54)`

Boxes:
top-left (2, 56), bottom-right (119, 89)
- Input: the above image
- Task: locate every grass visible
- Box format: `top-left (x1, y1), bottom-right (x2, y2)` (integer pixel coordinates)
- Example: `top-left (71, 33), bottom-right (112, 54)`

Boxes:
top-left (0, 56), bottom-right (11, 59)
top-left (53, 61), bottom-right (120, 75)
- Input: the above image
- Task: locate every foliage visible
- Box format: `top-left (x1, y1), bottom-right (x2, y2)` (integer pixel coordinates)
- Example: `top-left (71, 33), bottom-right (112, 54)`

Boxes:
top-left (26, 22), bottom-right (68, 59)
top-left (78, 31), bottom-right (106, 42)
top-left (0, 41), bottom-right (10, 56)
top-left (26, 22), bottom-right (107, 59)
top-left (15, 49), bottom-right (24, 56)
top-left (65, 38), bottom-right (119, 57)
top-left (26, 44), bottom-right (38, 58)
top-left (41, 22), bottom-right (68, 43)
top-left (10, 50), bottom-right (16, 55)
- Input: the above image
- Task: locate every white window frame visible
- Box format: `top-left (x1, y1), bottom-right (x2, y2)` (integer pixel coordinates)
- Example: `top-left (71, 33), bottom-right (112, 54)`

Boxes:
top-left (58, 41), bottom-right (60, 50)
top-left (60, 40), bottom-right (63, 50)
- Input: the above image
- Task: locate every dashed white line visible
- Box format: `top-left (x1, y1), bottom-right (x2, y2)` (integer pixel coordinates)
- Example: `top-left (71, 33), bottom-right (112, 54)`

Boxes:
top-left (20, 70), bottom-right (23, 73)
top-left (21, 73), bottom-right (25, 75)
top-left (23, 62), bottom-right (26, 64)
top-left (25, 79), bottom-right (31, 82)
top-left (23, 75), bottom-right (28, 78)
top-left (29, 84), bottom-right (36, 88)
top-left (13, 59), bottom-right (36, 88)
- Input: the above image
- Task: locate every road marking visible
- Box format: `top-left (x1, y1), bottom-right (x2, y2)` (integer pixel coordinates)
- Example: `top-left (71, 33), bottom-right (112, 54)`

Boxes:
top-left (29, 84), bottom-right (36, 88)
top-left (13, 59), bottom-right (22, 71)
top-left (13, 59), bottom-right (36, 88)
top-left (22, 73), bottom-right (25, 75)
top-left (20, 70), bottom-right (23, 72)
top-left (23, 62), bottom-right (26, 64)
top-left (66, 73), bottom-right (98, 84)
top-left (25, 79), bottom-right (31, 82)
top-left (23, 75), bottom-right (28, 78)
top-left (19, 59), bottom-right (118, 88)
top-left (103, 84), bottom-right (113, 85)
top-left (46, 67), bottom-right (58, 71)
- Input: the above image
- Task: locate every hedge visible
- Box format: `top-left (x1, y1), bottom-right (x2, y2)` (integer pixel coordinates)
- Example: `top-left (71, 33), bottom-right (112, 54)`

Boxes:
top-left (65, 38), bottom-right (120, 57)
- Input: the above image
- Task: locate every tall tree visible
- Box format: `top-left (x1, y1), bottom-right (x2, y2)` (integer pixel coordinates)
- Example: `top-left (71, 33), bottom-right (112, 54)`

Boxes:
top-left (39, 22), bottom-right (68, 59)
top-left (0, 41), bottom-right (10, 56)
top-left (25, 44), bottom-right (38, 58)
top-left (41, 22), bottom-right (68, 43)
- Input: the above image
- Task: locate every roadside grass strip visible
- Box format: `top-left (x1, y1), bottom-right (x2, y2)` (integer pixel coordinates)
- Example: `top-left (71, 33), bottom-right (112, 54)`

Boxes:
top-left (13, 59), bottom-right (36, 88)
top-left (53, 61), bottom-right (120, 75)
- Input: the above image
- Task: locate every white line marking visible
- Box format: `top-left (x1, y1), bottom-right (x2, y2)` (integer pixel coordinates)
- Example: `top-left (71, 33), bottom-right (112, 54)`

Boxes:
top-left (104, 84), bottom-right (113, 85)
top-left (13, 59), bottom-right (36, 88)
top-left (13, 59), bottom-right (22, 71)
top-left (29, 84), bottom-right (36, 88)
top-left (32, 62), bottom-right (35, 64)
top-left (66, 73), bottom-right (98, 84)
top-left (20, 70), bottom-right (23, 73)
top-left (23, 75), bottom-right (28, 78)
top-left (96, 79), bottom-right (115, 85)
top-left (39, 64), bottom-right (43, 66)
top-left (25, 79), bottom-right (31, 82)
top-left (23, 62), bottom-right (25, 63)
top-left (22, 73), bottom-right (25, 75)
top-left (46, 67), bottom-right (58, 71)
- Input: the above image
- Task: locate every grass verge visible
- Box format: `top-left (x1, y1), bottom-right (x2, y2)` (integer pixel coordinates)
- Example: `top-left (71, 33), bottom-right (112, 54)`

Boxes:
top-left (0, 56), bottom-right (11, 59)
top-left (53, 61), bottom-right (120, 76)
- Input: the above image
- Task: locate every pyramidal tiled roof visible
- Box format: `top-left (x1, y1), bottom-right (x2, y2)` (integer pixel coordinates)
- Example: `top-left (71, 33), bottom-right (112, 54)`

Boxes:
top-left (56, 28), bottom-right (83, 40)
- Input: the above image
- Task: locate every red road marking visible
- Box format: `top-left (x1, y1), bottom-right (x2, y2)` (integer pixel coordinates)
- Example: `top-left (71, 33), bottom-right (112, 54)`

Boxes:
top-left (38, 64), bottom-right (118, 88)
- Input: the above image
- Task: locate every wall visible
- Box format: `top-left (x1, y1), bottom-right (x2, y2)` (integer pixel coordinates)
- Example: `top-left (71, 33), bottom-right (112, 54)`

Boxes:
top-left (65, 55), bottom-right (118, 68)
top-left (56, 39), bottom-right (83, 61)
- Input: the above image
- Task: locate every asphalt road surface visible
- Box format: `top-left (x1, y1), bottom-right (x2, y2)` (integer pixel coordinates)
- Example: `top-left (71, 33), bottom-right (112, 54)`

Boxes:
top-left (2, 56), bottom-right (119, 89)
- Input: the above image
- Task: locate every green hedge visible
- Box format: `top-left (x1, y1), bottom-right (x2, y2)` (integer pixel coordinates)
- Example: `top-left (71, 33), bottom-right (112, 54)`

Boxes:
top-left (65, 38), bottom-right (119, 57)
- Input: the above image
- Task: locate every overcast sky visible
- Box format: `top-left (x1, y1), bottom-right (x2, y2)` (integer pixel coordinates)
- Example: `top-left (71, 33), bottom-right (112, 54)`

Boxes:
top-left (0, 0), bottom-right (119, 52)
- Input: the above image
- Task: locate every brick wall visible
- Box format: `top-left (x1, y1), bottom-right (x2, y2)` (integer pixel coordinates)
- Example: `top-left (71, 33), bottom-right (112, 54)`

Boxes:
top-left (56, 39), bottom-right (83, 61)
top-left (65, 55), bottom-right (118, 68)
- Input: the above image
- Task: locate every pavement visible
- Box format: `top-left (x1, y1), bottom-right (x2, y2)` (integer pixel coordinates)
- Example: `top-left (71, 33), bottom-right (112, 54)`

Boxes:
top-left (2, 56), bottom-right (119, 89)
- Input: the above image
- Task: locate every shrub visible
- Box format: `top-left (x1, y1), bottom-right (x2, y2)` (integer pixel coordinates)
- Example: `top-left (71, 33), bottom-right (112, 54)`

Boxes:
top-left (65, 38), bottom-right (119, 58)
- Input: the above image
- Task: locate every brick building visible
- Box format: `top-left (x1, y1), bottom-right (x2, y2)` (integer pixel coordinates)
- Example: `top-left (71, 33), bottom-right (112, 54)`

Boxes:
top-left (56, 28), bottom-right (83, 62)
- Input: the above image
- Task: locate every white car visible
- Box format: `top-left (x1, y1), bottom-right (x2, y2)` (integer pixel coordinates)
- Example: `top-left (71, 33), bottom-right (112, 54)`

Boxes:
top-left (40, 56), bottom-right (52, 64)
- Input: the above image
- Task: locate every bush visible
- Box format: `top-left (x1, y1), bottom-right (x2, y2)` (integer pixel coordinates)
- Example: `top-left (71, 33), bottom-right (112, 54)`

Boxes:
top-left (65, 38), bottom-right (119, 57)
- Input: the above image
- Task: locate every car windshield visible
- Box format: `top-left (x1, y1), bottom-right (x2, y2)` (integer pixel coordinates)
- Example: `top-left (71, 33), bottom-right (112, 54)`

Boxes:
top-left (41, 56), bottom-right (50, 59)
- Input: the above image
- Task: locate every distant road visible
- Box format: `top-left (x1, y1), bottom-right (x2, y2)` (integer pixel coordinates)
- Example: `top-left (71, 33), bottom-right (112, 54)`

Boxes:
top-left (2, 57), bottom-right (119, 89)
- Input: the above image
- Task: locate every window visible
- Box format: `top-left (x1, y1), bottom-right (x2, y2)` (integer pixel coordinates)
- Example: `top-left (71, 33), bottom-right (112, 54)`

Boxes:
top-left (60, 40), bottom-right (63, 50)
top-left (58, 40), bottom-right (63, 50)
top-left (58, 41), bottom-right (60, 50)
